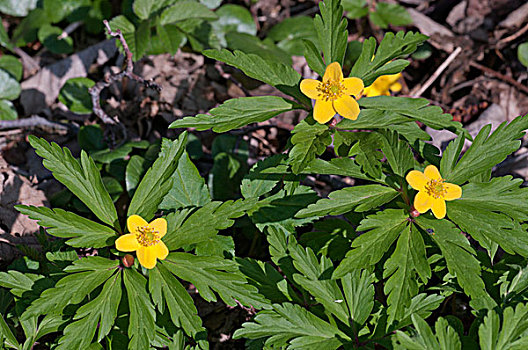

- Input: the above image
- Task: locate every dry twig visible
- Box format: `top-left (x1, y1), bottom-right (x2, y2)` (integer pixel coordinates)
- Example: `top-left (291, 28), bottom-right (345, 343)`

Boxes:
top-left (469, 61), bottom-right (528, 95)
top-left (411, 47), bottom-right (462, 97)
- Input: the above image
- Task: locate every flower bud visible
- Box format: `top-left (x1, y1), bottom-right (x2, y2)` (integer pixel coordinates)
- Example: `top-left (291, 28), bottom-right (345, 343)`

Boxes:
top-left (122, 254), bottom-right (134, 268)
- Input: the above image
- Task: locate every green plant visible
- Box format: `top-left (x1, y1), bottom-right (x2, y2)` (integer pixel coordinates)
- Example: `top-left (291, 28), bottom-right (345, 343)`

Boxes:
top-left (2, 0), bottom-right (528, 348)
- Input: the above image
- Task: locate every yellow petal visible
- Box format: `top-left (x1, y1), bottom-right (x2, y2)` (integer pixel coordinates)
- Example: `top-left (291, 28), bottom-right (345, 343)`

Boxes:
top-left (343, 77), bottom-right (364, 96)
top-left (431, 198), bottom-right (446, 219)
top-left (127, 215), bottom-right (148, 234)
top-left (333, 95), bottom-right (360, 120)
top-left (363, 86), bottom-right (380, 97)
top-left (137, 246), bottom-right (158, 269)
top-left (313, 99), bottom-right (336, 124)
top-left (115, 234), bottom-right (139, 252)
top-left (323, 62), bottom-right (343, 82)
top-left (444, 183), bottom-right (462, 201)
top-left (414, 191), bottom-right (432, 214)
top-left (152, 241), bottom-right (169, 261)
top-left (386, 73), bottom-right (402, 84)
top-left (390, 82), bottom-right (402, 92)
top-left (424, 165), bottom-right (442, 180)
top-left (406, 170), bottom-right (428, 191)
top-left (149, 218), bottom-right (167, 238)
top-left (300, 79), bottom-right (322, 99)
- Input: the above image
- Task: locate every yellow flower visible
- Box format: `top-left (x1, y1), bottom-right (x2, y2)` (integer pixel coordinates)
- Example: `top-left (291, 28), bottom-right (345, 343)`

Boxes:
top-left (300, 62), bottom-right (364, 124)
top-left (115, 215), bottom-right (169, 269)
top-left (406, 165), bottom-right (462, 219)
top-left (363, 73), bottom-right (402, 97)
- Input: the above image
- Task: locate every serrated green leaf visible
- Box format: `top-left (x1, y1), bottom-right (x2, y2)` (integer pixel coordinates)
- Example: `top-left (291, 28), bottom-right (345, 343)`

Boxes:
top-left (349, 31), bottom-right (427, 85)
top-left (333, 209), bottom-right (409, 278)
top-left (233, 303), bottom-right (349, 348)
top-left (314, 0), bottom-right (348, 65)
top-left (0, 271), bottom-right (43, 298)
top-left (163, 253), bottom-right (268, 308)
top-left (415, 217), bottom-right (489, 301)
top-left (0, 69), bottom-right (21, 101)
top-left (212, 4), bottom-right (256, 47)
top-left (225, 32), bottom-right (292, 66)
top-left (250, 186), bottom-right (319, 233)
top-left (380, 130), bottom-right (415, 177)
top-left (303, 39), bottom-right (326, 76)
top-left (132, 0), bottom-right (165, 20)
top-left (448, 176), bottom-right (528, 256)
top-left (28, 136), bottom-right (118, 229)
top-left (195, 235), bottom-right (234, 257)
top-left (395, 315), bottom-right (461, 350)
top-left (149, 264), bottom-right (205, 337)
top-left (370, 3), bottom-right (412, 29)
top-left (161, 1), bottom-right (217, 25)
top-left (289, 118), bottom-right (331, 174)
top-left (58, 77), bottom-right (95, 114)
top-left (339, 96), bottom-right (465, 135)
top-left (241, 155), bottom-right (286, 199)
top-left (302, 158), bottom-right (373, 182)
top-left (203, 49), bottom-right (308, 104)
top-left (237, 258), bottom-right (289, 303)
top-left (296, 185), bottom-right (398, 218)
top-left (334, 131), bottom-right (384, 178)
top-left (439, 134), bottom-right (464, 176)
top-left (128, 133), bottom-right (187, 221)
top-left (443, 115), bottom-right (528, 184)
top-left (342, 269), bottom-right (375, 327)
top-left (384, 224), bottom-right (430, 325)
top-left (159, 152), bottom-right (210, 210)
top-left (164, 198), bottom-right (256, 249)
top-left (0, 312), bottom-right (18, 349)
top-left (56, 272), bottom-right (122, 349)
top-left (15, 205), bottom-right (116, 248)
top-left (394, 293), bottom-right (444, 330)
top-left (23, 257), bottom-right (119, 319)
top-left (170, 96), bottom-right (296, 132)
top-left (123, 268), bottom-right (156, 350)
top-left (479, 304), bottom-right (528, 350)
top-left (342, 0), bottom-right (368, 19)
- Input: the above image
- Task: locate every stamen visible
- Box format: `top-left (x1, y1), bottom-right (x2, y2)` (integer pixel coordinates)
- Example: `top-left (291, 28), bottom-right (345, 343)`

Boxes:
top-left (317, 79), bottom-right (345, 101)
top-left (135, 225), bottom-right (160, 247)
top-left (424, 179), bottom-right (447, 199)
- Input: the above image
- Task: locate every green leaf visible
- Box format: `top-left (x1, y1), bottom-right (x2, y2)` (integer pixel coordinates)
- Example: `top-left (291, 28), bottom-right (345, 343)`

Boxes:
top-left (334, 131), bottom-right (384, 178)
top-left (28, 136), bottom-right (118, 229)
top-left (56, 273), bottom-right (122, 349)
top-left (289, 118), bottom-right (331, 174)
top-left (125, 155), bottom-right (150, 196)
top-left (58, 77), bottom-right (95, 114)
top-left (107, 15), bottom-right (148, 61)
top-left (212, 4), bottom-right (256, 47)
top-left (0, 69), bottom-right (21, 100)
top-left (339, 96), bottom-right (465, 135)
top-left (23, 257), bottom-right (119, 319)
top-left (154, 23), bottom-right (186, 55)
top-left (203, 49), bottom-right (308, 105)
top-left (314, 0), bottom-right (348, 65)
top-left (38, 24), bottom-right (73, 54)
top-left (159, 152), bottom-right (210, 210)
top-left (241, 154), bottom-right (285, 199)
top-left (380, 130), bottom-right (415, 177)
top-left (0, 100), bottom-right (17, 120)
top-left (342, 269), bottom-right (375, 327)
top-left (133, 0), bottom-right (159, 20)
top-left (296, 185), bottom-right (398, 218)
top-left (128, 133), bottom-right (187, 221)
top-left (237, 258), bottom-right (290, 303)
top-left (170, 96), bottom-right (296, 132)
top-left (0, 0), bottom-right (37, 17)
top-left (395, 294), bottom-right (444, 329)
top-left (369, 3), bottom-right (412, 29)
top-left (342, 0), bottom-right (368, 19)
top-left (163, 253), bottom-right (268, 308)
top-left (479, 304), bottom-right (528, 350)
top-left (15, 205), bottom-right (116, 248)
top-left (210, 152), bottom-right (247, 200)
top-left (333, 209), bottom-right (408, 278)
top-left (0, 18), bottom-right (13, 51)
top-left (0, 55), bottom-right (22, 81)
top-left (439, 133), bottom-right (464, 177)
top-left (123, 268), bottom-right (156, 350)
top-left (518, 42), bottom-right (528, 68)
top-left (160, 1), bottom-right (217, 25)
top-left (226, 32), bottom-right (292, 66)
top-left (415, 217), bottom-right (489, 300)
top-left (149, 264), bottom-right (205, 337)
top-left (349, 31), bottom-right (428, 85)
top-left (302, 158), bottom-right (373, 182)
top-left (250, 186), bottom-right (319, 233)
top-left (443, 115), bottom-right (528, 184)
top-left (303, 39), bottom-right (326, 77)
top-left (268, 16), bottom-right (318, 56)
top-left (383, 224), bottom-right (430, 324)
top-left (195, 235), bottom-right (235, 257)
top-left (0, 313), bottom-right (18, 349)
top-left (78, 125), bottom-right (105, 152)
top-left (395, 315), bottom-right (461, 350)
top-left (164, 198), bottom-right (256, 249)
top-left (233, 303), bottom-right (348, 348)
top-left (91, 141), bottom-right (149, 164)
top-left (0, 270), bottom-right (43, 297)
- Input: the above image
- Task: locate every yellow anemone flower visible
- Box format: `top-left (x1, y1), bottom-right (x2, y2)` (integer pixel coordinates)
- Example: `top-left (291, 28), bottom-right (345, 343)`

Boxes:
top-left (406, 165), bottom-right (462, 219)
top-left (363, 73), bottom-right (402, 97)
top-left (115, 215), bottom-right (169, 269)
top-left (300, 62), bottom-right (364, 124)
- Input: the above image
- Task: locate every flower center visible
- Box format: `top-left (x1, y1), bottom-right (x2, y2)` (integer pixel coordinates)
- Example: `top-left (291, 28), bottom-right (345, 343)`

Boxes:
top-left (317, 79), bottom-right (345, 101)
top-left (425, 179), bottom-right (447, 199)
top-left (136, 225), bottom-right (160, 247)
